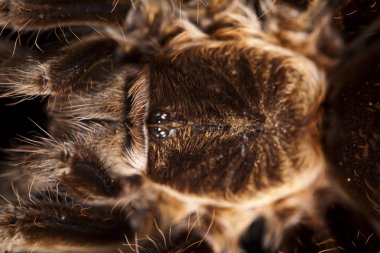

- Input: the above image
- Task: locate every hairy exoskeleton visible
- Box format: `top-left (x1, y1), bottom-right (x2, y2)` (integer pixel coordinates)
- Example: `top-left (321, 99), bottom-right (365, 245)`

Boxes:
top-left (0, 0), bottom-right (367, 252)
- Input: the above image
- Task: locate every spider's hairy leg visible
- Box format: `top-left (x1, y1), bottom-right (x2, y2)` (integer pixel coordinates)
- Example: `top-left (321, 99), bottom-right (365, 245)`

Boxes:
top-left (6, 139), bottom-right (129, 200)
top-left (0, 194), bottom-right (150, 252)
top-left (0, 37), bottom-right (139, 98)
top-left (0, 0), bottom-right (133, 29)
top-left (256, 0), bottom-right (343, 69)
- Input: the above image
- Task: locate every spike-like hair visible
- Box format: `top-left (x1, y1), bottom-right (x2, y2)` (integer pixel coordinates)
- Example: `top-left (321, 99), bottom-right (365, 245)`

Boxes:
top-left (0, 0), bottom-right (379, 252)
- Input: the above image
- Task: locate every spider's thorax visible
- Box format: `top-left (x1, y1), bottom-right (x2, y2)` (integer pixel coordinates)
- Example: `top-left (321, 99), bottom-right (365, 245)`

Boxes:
top-left (125, 38), bottom-right (326, 205)
top-left (138, 40), bottom-right (328, 249)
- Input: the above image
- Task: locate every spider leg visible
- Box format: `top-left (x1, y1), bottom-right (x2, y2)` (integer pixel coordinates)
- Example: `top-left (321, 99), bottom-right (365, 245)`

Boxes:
top-left (6, 139), bottom-right (129, 199)
top-left (256, 0), bottom-right (343, 69)
top-left (0, 37), bottom-right (142, 97)
top-left (0, 0), bottom-right (132, 30)
top-left (0, 191), bottom-right (153, 252)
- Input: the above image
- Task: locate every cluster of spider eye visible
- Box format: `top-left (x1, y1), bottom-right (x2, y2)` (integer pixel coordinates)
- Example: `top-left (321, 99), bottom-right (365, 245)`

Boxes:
top-left (0, 0), bottom-right (379, 252)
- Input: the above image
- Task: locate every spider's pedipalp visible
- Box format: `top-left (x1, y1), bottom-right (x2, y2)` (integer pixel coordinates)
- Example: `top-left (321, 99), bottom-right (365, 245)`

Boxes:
top-left (5, 137), bottom-right (127, 200)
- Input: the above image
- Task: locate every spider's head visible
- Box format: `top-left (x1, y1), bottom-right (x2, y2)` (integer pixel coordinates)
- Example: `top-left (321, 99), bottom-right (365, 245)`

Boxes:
top-left (125, 40), bottom-right (326, 207)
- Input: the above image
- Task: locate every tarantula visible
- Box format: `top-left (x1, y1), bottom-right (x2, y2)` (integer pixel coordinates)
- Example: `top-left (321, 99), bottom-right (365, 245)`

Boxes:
top-left (0, 0), bottom-right (379, 252)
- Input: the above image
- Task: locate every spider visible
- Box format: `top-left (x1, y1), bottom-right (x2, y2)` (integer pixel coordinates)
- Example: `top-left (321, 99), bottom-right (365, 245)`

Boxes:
top-left (0, 0), bottom-right (379, 252)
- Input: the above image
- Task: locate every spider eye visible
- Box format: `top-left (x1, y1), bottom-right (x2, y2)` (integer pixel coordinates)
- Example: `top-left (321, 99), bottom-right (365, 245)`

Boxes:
top-left (147, 110), bottom-right (173, 139)
top-left (148, 110), bottom-right (170, 124)
top-left (151, 127), bottom-right (170, 139)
